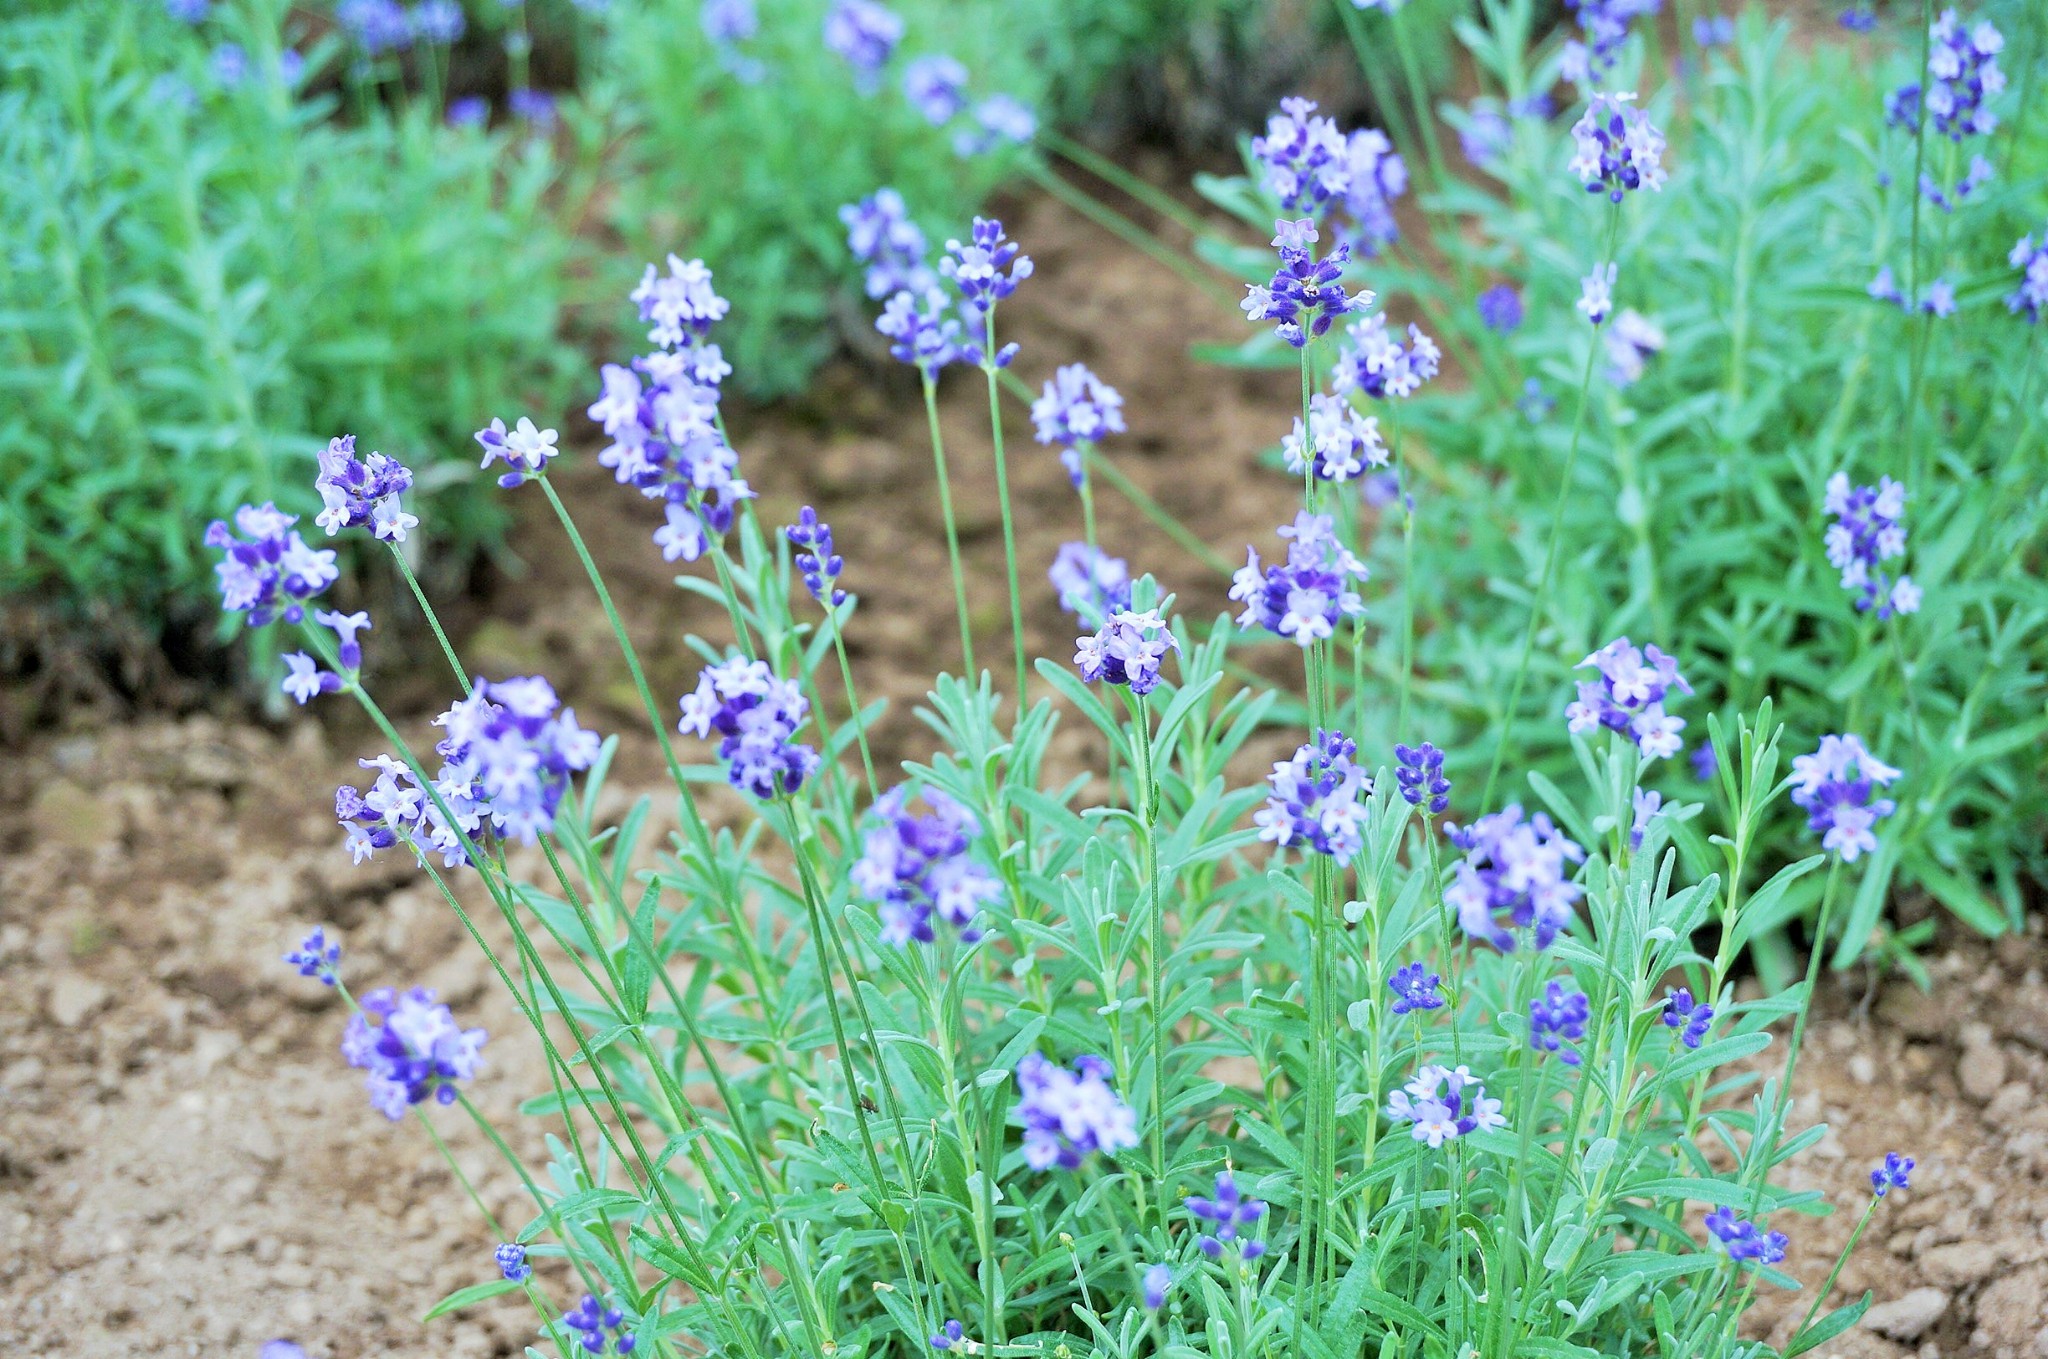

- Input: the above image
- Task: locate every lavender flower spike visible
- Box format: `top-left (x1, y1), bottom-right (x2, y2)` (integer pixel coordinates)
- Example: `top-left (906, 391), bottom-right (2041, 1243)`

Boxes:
top-left (678, 658), bottom-right (819, 800)
top-left (940, 217), bottom-right (1032, 317)
top-left (1075, 608), bottom-right (1179, 696)
top-left (341, 986), bottom-right (487, 1119)
top-left (1871, 1152), bottom-right (1914, 1197)
top-left (1255, 729), bottom-right (1373, 866)
top-left (1444, 805), bottom-right (1585, 950)
top-left (1032, 364), bottom-right (1125, 486)
top-left (1569, 92), bottom-right (1667, 202)
top-left (1789, 733), bottom-right (1901, 861)
top-left (474, 416), bottom-right (559, 486)
top-left (314, 435), bottom-right (417, 542)
top-left (1384, 1064), bottom-right (1507, 1148)
top-left (784, 507), bottom-right (847, 607)
top-left (1564, 636), bottom-right (1692, 759)
top-left (1014, 1052), bottom-right (1139, 1169)
top-left (1242, 218), bottom-right (1371, 348)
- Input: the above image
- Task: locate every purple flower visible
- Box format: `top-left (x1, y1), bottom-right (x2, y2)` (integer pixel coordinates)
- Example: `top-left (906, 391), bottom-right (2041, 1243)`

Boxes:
top-left (632, 254), bottom-right (730, 347)
top-left (1255, 728), bottom-right (1373, 866)
top-left (1888, 11), bottom-right (2004, 142)
top-left (1603, 309), bottom-right (1666, 386)
top-left (903, 54), bottom-right (968, 124)
top-left (1630, 787), bottom-right (1663, 850)
top-left (342, 985), bottom-right (486, 1119)
top-left (1444, 806), bottom-right (1585, 951)
top-left (315, 435), bottom-right (417, 542)
top-left (876, 286), bottom-right (963, 374)
top-left (1075, 608), bottom-right (1179, 696)
top-left (1252, 98), bottom-right (1352, 216)
top-left (940, 217), bottom-right (1032, 319)
top-left (1660, 986), bottom-right (1715, 1048)
top-left (1920, 277), bottom-right (1956, 318)
top-left (1569, 93), bottom-right (1667, 201)
top-left (282, 653), bottom-right (341, 705)
top-left (1578, 261), bottom-right (1617, 325)
top-left (1565, 636), bottom-right (1693, 760)
top-left (1790, 733), bottom-right (1901, 862)
top-left (447, 95), bottom-right (489, 127)
top-left (1690, 742), bottom-right (1719, 782)
top-left (1338, 127), bottom-right (1407, 258)
top-left (1283, 393), bottom-right (1388, 483)
top-left (1332, 314), bottom-right (1440, 399)
top-left (284, 927), bottom-right (342, 984)
top-left (701, 0), bottom-right (764, 80)
top-left (164, 0), bottom-right (211, 21)
top-left (1477, 283), bottom-right (1524, 333)
top-left (1032, 364), bottom-right (1125, 485)
top-left (1871, 1152), bottom-right (1915, 1197)
top-left (1385, 1064), bottom-right (1506, 1148)
top-left (824, 0), bottom-right (904, 91)
top-left (1839, 6), bottom-right (1877, 31)
top-left (562, 1295), bottom-right (635, 1356)
top-left (409, 0), bottom-right (466, 44)
top-left (1242, 219), bottom-right (1371, 348)
top-left (496, 1242), bottom-right (531, 1283)
top-left (851, 785), bottom-right (1001, 945)
top-left (1388, 960), bottom-right (1445, 1015)
top-left (210, 43), bottom-right (247, 87)
top-left (784, 507), bottom-right (847, 608)
top-left (316, 608), bottom-right (372, 669)
top-left (678, 658), bottom-right (819, 800)
top-left (1185, 1171), bottom-right (1267, 1257)
top-left (1231, 512), bottom-right (1370, 646)
top-left (440, 677), bottom-right (602, 842)
top-left (2009, 228), bottom-right (2048, 324)
top-left (1015, 1052), bottom-right (1139, 1170)
top-left (338, 0), bottom-right (413, 54)
top-left (1693, 13), bottom-right (1734, 46)
top-left (1049, 543), bottom-right (1133, 627)
top-left (842, 189), bottom-right (936, 299)
top-left (1394, 741), bottom-right (1450, 814)
top-left (1562, 0), bottom-right (1661, 84)
top-left (1705, 1207), bottom-right (1788, 1265)
top-left (1143, 1263), bottom-right (1172, 1309)
top-left (1462, 105), bottom-right (1513, 168)
top-left (474, 416), bottom-right (559, 487)
top-left (1529, 980), bottom-right (1590, 1064)
top-left (206, 503), bottom-right (339, 627)
top-left (1823, 473), bottom-right (1920, 618)
top-left (929, 1320), bottom-right (965, 1351)
top-left (259, 1343), bottom-right (306, 1359)
top-left (953, 96), bottom-right (1037, 158)
top-left (1919, 152), bottom-right (1994, 211)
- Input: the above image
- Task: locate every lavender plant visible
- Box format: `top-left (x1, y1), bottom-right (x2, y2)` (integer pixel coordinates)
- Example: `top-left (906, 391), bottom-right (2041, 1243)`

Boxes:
top-left (234, 187), bottom-right (1928, 1352)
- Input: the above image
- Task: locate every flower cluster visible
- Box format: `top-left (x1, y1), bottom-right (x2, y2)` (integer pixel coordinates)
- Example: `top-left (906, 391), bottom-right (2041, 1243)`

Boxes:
top-left (206, 504), bottom-right (339, 627)
top-left (1032, 364), bottom-right (1126, 485)
top-left (1014, 1053), bottom-right (1139, 1170)
top-left (1578, 262), bottom-right (1618, 326)
top-left (1529, 981), bottom-right (1590, 1064)
top-left (1866, 267), bottom-right (1956, 318)
top-left (1394, 741), bottom-right (1451, 815)
top-left (851, 785), bottom-right (1002, 945)
top-left (1560, 0), bottom-right (1660, 85)
top-left (1250, 99), bottom-right (1406, 254)
top-left (1283, 393), bottom-right (1388, 483)
top-left (1242, 219), bottom-right (1371, 348)
top-left (1839, 6), bottom-right (1877, 31)
top-left (902, 53), bottom-right (968, 125)
top-left (841, 189), bottom-right (935, 299)
top-left (282, 651), bottom-right (342, 706)
top-left (701, 0), bottom-right (763, 81)
top-left (495, 1243), bottom-right (530, 1284)
top-left (2010, 228), bottom-right (2048, 324)
top-left (1823, 472), bottom-right (1921, 618)
top-left (337, 0), bottom-right (413, 55)
top-left (1661, 987), bottom-right (1716, 1048)
top-left (1570, 93), bottom-right (1667, 202)
top-left (1075, 608), bottom-right (1179, 697)
top-left (1630, 787), bottom-right (1664, 850)
top-left (341, 985), bottom-right (487, 1120)
top-left (432, 677), bottom-right (602, 845)
top-left (1461, 105), bottom-right (1512, 169)
top-left (475, 416), bottom-right (560, 487)
top-left (784, 507), bottom-right (847, 608)
top-left (1255, 729), bottom-right (1373, 866)
top-left (562, 1295), bottom-right (637, 1355)
top-left (1603, 310), bottom-right (1666, 387)
top-left (929, 1320), bottom-right (966, 1351)
top-left (1143, 1264), bottom-right (1171, 1310)
top-left (1477, 283), bottom-right (1524, 333)
top-left (284, 927), bottom-right (341, 985)
top-left (1705, 1207), bottom-right (1788, 1265)
top-left (876, 288), bottom-right (963, 375)
top-left (941, 218), bottom-right (1033, 318)
top-left (1185, 1172), bottom-right (1267, 1258)
top-left (1338, 128), bottom-right (1407, 258)
top-left (586, 259), bottom-right (752, 563)
top-left (1385, 1064), bottom-right (1507, 1149)
top-left (1332, 314), bottom-right (1441, 399)
top-left (1565, 636), bottom-right (1692, 759)
top-left (1049, 543), bottom-right (1133, 627)
top-left (678, 659), bottom-right (819, 800)
top-left (1790, 733), bottom-right (1901, 862)
top-left (1231, 512), bottom-right (1370, 646)
top-left (1445, 806), bottom-right (1586, 951)
top-left (1888, 11), bottom-right (2004, 141)
top-left (1388, 961), bottom-right (1445, 1015)
top-left (1872, 1152), bottom-right (1915, 1197)
top-left (314, 435), bottom-right (417, 542)
top-left (1920, 152), bottom-right (1994, 212)
top-left (823, 0), bottom-right (903, 91)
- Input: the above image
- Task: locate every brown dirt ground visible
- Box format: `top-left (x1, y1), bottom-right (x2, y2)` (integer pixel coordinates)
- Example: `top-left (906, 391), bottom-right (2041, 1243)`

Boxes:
top-left (5, 172), bottom-right (2048, 1359)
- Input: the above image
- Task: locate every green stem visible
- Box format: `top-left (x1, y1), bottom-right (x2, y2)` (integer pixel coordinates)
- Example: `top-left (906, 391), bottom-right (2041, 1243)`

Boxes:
top-left (982, 312), bottom-right (1030, 708)
top-left (388, 543), bottom-right (469, 694)
top-left (922, 372), bottom-right (979, 676)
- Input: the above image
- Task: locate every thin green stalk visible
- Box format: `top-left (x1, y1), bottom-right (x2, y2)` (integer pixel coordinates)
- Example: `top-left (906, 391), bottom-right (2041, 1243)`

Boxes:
top-left (389, 543), bottom-right (469, 695)
top-left (1129, 693), bottom-right (1169, 1229)
top-left (982, 311), bottom-right (1030, 707)
top-left (922, 372), bottom-right (978, 676)
top-left (1394, 418), bottom-right (1417, 738)
top-left (828, 617), bottom-right (882, 807)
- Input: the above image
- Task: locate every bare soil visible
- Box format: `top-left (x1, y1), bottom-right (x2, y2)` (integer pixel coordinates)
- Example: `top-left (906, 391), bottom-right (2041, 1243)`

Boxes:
top-left (4, 175), bottom-right (2047, 1359)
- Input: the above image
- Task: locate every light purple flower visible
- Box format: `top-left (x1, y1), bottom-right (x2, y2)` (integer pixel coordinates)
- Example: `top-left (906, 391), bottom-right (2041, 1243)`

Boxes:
top-left (903, 54), bottom-right (969, 124)
top-left (1255, 728), bottom-right (1373, 866)
top-left (1283, 393), bottom-right (1388, 483)
top-left (842, 188), bottom-right (936, 299)
top-left (1075, 608), bottom-right (1179, 696)
top-left (1790, 733), bottom-right (1901, 861)
top-left (1823, 472), bottom-right (1919, 618)
top-left (1049, 543), bottom-right (1132, 627)
top-left (315, 435), bottom-right (417, 542)
top-left (205, 503), bottom-right (338, 627)
top-left (1032, 364), bottom-right (1125, 485)
top-left (824, 0), bottom-right (903, 91)
top-left (342, 986), bottom-right (486, 1119)
top-left (1569, 92), bottom-right (1667, 201)
top-left (1014, 1052), bottom-right (1139, 1170)
top-left (953, 95), bottom-right (1037, 158)
top-left (1332, 314), bottom-right (1439, 399)
top-left (1230, 512), bottom-right (1369, 646)
top-left (678, 658), bottom-right (818, 800)
top-left (282, 653), bottom-right (341, 705)
top-left (851, 785), bottom-right (1001, 945)
top-left (1565, 636), bottom-right (1693, 759)
top-left (1385, 1064), bottom-right (1507, 1147)
top-left (1444, 806), bottom-right (1585, 950)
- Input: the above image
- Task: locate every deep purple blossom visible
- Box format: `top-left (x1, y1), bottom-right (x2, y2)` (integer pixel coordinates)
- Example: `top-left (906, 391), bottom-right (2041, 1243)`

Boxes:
top-left (940, 217), bottom-right (1032, 320)
top-left (1705, 1207), bottom-right (1788, 1265)
top-left (1015, 1052), bottom-right (1139, 1170)
top-left (902, 54), bottom-right (968, 125)
top-left (2006, 228), bottom-right (2048, 324)
top-left (1185, 1171), bottom-right (1267, 1258)
top-left (1565, 636), bottom-right (1692, 760)
top-left (850, 785), bottom-right (1001, 945)
top-left (1255, 729), bottom-right (1373, 866)
top-left (876, 286), bottom-right (963, 375)
top-left (1385, 1064), bottom-right (1507, 1148)
top-left (1661, 986), bottom-right (1715, 1048)
top-left (284, 927), bottom-right (342, 984)
top-left (496, 1242), bottom-right (530, 1283)
top-left (1242, 219), bottom-right (1371, 348)
top-left (1888, 11), bottom-right (2004, 141)
top-left (1823, 473), bottom-right (1920, 618)
top-left (1477, 284), bottom-right (1524, 333)
top-left (1143, 1263), bottom-right (1172, 1309)
top-left (1790, 733), bottom-right (1901, 862)
top-left (1871, 1152), bottom-right (1914, 1197)
top-left (283, 653), bottom-right (341, 705)
top-left (1075, 608), bottom-right (1179, 696)
top-left (315, 435), bottom-right (417, 542)
top-left (206, 503), bottom-right (338, 627)
top-left (1332, 314), bottom-right (1440, 399)
top-left (841, 189), bottom-right (936, 299)
top-left (929, 1320), bottom-right (965, 1351)
top-left (474, 416), bottom-right (560, 486)
top-left (342, 985), bottom-right (486, 1119)
top-left (562, 1295), bottom-right (636, 1356)
top-left (824, 0), bottom-right (903, 90)
top-left (1529, 980), bottom-right (1590, 1064)
top-left (1394, 741), bottom-right (1451, 814)
top-left (784, 507), bottom-right (847, 607)
top-left (1444, 806), bottom-right (1585, 951)
top-left (1049, 543), bottom-right (1133, 627)
top-left (448, 95), bottom-right (489, 127)
top-left (1032, 364), bottom-right (1125, 485)
top-left (1231, 511), bottom-right (1369, 648)
top-left (1569, 93), bottom-right (1667, 201)
top-left (1283, 393), bottom-right (1388, 483)
top-left (678, 658), bottom-right (818, 800)
top-left (1388, 960), bottom-right (1445, 1015)
top-left (1630, 787), bottom-right (1663, 850)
